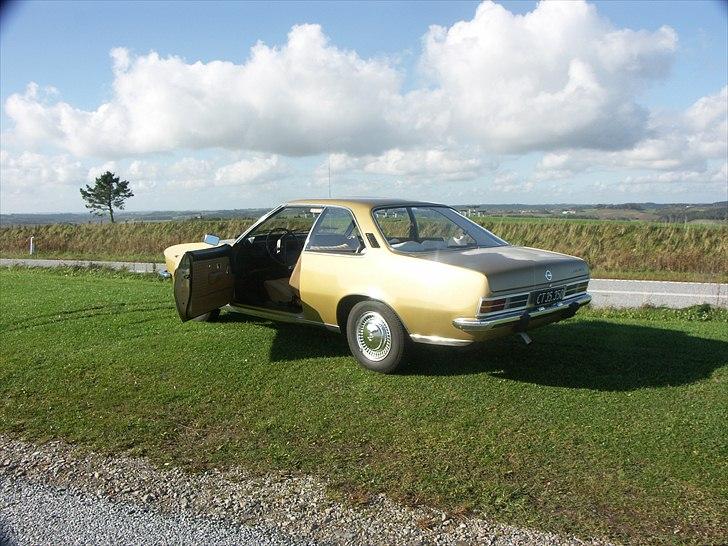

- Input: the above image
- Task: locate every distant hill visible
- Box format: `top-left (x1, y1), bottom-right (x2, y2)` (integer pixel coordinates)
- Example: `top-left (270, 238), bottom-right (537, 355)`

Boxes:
top-left (1, 202), bottom-right (725, 226)
top-left (0, 208), bottom-right (271, 226)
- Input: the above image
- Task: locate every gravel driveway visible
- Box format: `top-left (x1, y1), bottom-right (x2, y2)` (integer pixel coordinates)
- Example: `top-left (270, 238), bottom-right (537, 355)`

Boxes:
top-left (0, 436), bottom-right (609, 546)
top-left (0, 476), bottom-right (312, 546)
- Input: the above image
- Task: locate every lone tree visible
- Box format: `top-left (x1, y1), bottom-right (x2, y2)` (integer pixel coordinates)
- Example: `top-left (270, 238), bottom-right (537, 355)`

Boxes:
top-left (80, 171), bottom-right (134, 223)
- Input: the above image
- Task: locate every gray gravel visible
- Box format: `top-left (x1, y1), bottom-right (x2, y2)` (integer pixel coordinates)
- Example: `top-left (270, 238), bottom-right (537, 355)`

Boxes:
top-left (0, 476), bottom-right (313, 546)
top-left (0, 436), bottom-right (611, 545)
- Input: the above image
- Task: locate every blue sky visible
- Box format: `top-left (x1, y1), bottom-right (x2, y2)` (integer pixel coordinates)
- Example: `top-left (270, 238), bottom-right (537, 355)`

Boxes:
top-left (1, 0), bottom-right (726, 213)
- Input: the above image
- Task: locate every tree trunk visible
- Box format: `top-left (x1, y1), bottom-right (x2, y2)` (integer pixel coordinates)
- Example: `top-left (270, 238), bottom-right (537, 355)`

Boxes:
top-left (109, 207), bottom-right (115, 223)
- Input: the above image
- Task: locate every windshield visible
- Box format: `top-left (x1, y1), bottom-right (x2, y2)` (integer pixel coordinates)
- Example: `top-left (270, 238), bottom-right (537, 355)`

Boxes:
top-left (246, 206), bottom-right (320, 239)
top-left (373, 206), bottom-right (507, 252)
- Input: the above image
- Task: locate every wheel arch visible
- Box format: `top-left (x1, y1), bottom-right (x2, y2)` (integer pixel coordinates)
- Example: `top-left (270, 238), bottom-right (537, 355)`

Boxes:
top-left (336, 294), bottom-right (410, 335)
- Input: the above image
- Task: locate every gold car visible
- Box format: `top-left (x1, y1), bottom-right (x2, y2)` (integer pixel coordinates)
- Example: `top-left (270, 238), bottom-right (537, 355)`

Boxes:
top-left (165, 198), bottom-right (591, 373)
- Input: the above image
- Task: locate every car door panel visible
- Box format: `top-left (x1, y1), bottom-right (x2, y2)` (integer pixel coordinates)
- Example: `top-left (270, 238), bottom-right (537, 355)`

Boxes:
top-left (174, 244), bottom-right (234, 321)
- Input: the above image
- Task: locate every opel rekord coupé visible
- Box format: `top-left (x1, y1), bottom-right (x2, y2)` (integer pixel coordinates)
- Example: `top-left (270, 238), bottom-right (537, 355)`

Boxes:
top-left (164, 199), bottom-right (591, 372)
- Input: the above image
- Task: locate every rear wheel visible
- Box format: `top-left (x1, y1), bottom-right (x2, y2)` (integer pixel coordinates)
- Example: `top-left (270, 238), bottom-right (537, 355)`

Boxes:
top-left (346, 301), bottom-right (407, 373)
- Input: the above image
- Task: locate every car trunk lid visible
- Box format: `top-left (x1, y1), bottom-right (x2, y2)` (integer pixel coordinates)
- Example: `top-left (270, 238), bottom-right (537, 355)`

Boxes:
top-left (420, 246), bottom-right (589, 293)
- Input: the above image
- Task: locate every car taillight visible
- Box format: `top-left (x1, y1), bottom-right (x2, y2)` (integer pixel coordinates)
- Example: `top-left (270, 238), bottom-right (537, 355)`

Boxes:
top-left (480, 298), bottom-right (506, 314)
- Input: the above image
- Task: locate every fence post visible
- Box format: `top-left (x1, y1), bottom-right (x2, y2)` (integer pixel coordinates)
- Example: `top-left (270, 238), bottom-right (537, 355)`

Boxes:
top-left (29, 236), bottom-right (35, 255)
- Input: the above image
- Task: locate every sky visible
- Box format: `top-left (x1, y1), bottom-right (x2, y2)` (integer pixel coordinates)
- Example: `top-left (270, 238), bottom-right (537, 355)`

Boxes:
top-left (0, 0), bottom-right (726, 214)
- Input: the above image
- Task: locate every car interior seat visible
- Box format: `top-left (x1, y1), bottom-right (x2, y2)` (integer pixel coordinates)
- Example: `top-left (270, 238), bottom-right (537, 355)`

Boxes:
top-left (263, 254), bottom-right (301, 304)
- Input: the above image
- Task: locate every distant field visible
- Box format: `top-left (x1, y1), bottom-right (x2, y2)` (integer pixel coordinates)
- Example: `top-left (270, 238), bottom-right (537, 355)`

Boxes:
top-left (480, 218), bottom-right (728, 282)
top-left (0, 217), bottom-right (726, 282)
top-left (1, 267), bottom-right (726, 545)
top-left (2, 202), bottom-right (724, 225)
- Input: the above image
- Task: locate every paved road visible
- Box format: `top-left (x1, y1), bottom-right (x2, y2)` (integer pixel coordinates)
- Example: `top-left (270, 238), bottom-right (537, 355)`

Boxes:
top-left (589, 278), bottom-right (727, 308)
top-left (0, 257), bottom-right (163, 274)
top-left (2, 258), bottom-right (726, 308)
top-left (0, 476), bottom-right (309, 546)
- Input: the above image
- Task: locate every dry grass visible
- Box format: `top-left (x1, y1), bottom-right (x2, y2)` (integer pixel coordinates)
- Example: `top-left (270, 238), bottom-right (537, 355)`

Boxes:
top-left (479, 219), bottom-right (728, 281)
top-left (0, 220), bottom-right (254, 262)
top-left (0, 217), bottom-right (726, 281)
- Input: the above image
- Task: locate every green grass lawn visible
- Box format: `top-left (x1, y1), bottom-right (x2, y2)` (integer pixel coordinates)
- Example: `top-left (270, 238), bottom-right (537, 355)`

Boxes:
top-left (1, 267), bottom-right (726, 544)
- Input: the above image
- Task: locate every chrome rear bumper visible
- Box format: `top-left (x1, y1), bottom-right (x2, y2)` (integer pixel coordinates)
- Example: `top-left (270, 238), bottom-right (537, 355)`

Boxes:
top-left (453, 293), bottom-right (592, 332)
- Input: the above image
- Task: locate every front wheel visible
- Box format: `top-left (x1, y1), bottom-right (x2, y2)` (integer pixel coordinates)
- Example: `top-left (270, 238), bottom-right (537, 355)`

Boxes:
top-left (346, 301), bottom-right (407, 373)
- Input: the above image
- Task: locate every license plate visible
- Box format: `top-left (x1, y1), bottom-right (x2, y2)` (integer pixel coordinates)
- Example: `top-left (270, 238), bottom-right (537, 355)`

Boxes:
top-left (531, 286), bottom-right (565, 307)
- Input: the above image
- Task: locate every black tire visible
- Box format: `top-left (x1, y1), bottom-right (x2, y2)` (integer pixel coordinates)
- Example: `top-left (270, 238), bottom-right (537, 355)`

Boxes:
top-left (191, 308), bottom-right (221, 322)
top-left (346, 300), bottom-right (407, 373)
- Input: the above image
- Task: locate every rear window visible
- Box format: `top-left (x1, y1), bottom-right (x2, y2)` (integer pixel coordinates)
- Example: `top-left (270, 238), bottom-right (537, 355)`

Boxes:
top-left (373, 206), bottom-right (507, 252)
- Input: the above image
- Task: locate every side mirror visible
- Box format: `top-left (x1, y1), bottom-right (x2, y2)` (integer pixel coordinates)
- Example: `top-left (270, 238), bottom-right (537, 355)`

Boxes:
top-left (203, 233), bottom-right (220, 246)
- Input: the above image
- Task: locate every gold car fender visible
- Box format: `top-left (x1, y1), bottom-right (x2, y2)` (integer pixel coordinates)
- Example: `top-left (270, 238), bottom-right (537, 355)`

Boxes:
top-left (298, 248), bottom-right (487, 340)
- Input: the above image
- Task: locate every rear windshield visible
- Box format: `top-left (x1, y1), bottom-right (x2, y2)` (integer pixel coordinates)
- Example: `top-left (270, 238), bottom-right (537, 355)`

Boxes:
top-left (373, 206), bottom-right (508, 252)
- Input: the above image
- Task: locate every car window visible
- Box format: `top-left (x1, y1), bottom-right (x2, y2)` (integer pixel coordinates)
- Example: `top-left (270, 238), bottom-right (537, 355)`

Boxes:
top-left (372, 207), bottom-right (411, 240)
top-left (247, 206), bottom-right (320, 239)
top-left (305, 207), bottom-right (364, 254)
top-left (410, 207), bottom-right (476, 247)
top-left (373, 206), bottom-right (507, 252)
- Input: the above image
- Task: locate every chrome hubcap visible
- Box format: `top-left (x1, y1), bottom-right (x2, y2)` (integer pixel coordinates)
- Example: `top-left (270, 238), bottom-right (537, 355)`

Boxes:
top-left (355, 311), bottom-right (392, 361)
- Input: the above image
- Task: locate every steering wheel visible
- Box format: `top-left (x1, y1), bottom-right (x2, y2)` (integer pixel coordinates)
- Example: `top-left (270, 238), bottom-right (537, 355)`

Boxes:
top-left (264, 228), bottom-right (296, 266)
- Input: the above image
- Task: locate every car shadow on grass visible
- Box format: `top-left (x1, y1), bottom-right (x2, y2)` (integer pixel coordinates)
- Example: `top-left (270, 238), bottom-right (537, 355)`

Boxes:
top-left (407, 320), bottom-right (728, 391)
top-left (219, 312), bottom-right (728, 391)
top-left (218, 312), bottom-right (350, 360)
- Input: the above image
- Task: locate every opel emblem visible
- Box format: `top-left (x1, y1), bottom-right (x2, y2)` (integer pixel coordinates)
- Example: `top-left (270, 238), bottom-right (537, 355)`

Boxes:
top-left (545, 270), bottom-right (552, 281)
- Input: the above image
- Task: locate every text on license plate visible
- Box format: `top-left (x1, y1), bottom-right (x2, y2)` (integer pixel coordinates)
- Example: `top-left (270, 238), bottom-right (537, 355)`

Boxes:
top-left (532, 287), bottom-right (565, 307)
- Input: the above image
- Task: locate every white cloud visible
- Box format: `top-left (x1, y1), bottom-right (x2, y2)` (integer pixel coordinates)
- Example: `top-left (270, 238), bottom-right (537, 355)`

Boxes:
top-left (4, 25), bottom-right (407, 158)
top-left (81, 154), bottom-right (290, 192)
top-left (72, 152), bottom-right (292, 194)
top-left (490, 171), bottom-right (535, 193)
top-left (3, 1), bottom-right (678, 159)
top-left (319, 148), bottom-right (488, 182)
top-left (86, 161), bottom-right (117, 182)
top-left (125, 160), bottom-right (160, 192)
top-left (165, 157), bottom-right (214, 189)
top-left (536, 86), bottom-right (728, 180)
top-left (0, 150), bottom-right (84, 189)
top-left (85, 160), bottom-right (162, 192)
top-left (4, 1), bottom-right (725, 211)
top-left (419, 0), bottom-right (676, 152)
top-left (214, 155), bottom-right (288, 186)
top-left (622, 163), bottom-right (728, 187)
top-left (683, 86), bottom-right (728, 160)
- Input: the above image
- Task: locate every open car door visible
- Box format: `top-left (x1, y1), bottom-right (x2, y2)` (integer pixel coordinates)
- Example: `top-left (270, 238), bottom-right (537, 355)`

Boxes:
top-left (174, 245), bottom-right (234, 321)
